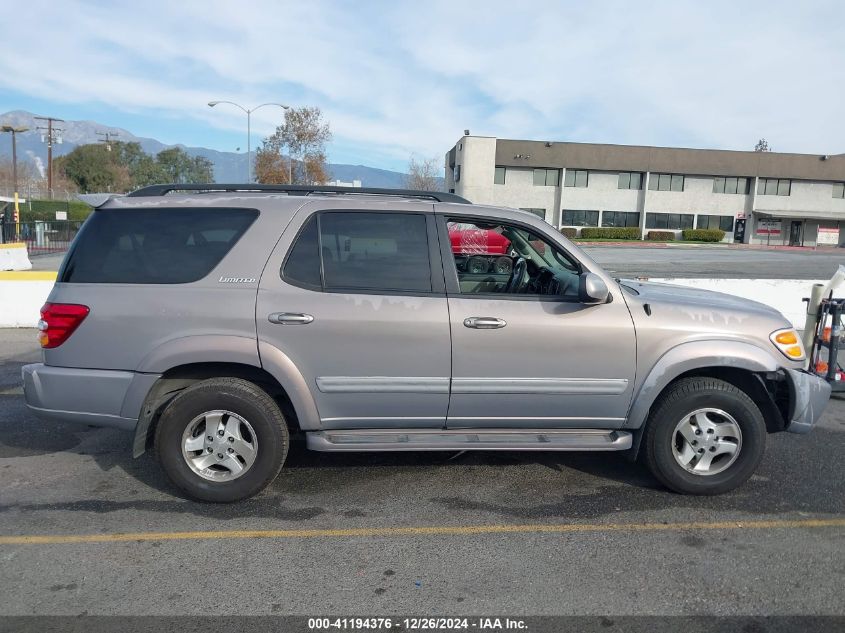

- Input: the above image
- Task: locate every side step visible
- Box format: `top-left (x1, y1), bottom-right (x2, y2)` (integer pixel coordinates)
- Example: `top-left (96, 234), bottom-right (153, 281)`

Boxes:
top-left (306, 429), bottom-right (632, 452)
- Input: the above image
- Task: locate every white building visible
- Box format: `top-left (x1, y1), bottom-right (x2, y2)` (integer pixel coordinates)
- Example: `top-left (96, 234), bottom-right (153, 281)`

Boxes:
top-left (445, 135), bottom-right (845, 246)
top-left (323, 179), bottom-right (362, 188)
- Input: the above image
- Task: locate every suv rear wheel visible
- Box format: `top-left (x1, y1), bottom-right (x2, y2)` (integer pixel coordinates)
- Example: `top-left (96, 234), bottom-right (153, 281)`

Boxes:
top-left (642, 377), bottom-right (766, 495)
top-left (155, 377), bottom-right (289, 502)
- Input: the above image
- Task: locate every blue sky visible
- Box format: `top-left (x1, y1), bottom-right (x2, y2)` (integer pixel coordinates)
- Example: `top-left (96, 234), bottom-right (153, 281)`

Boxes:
top-left (1, 0), bottom-right (843, 172)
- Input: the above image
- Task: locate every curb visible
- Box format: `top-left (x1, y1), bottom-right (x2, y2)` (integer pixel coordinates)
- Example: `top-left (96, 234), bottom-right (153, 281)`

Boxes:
top-left (0, 271), bottom-right (58, 281)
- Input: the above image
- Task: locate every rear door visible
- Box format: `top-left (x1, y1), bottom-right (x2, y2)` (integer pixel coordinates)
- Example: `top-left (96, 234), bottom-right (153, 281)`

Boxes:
top-left (437, 211), bottom-right (637, 429)
top-left (256, 200), bottom-right (451, 429)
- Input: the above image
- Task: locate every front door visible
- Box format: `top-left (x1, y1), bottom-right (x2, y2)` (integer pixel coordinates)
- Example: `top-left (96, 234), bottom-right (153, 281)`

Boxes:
top-left (257, 202), bottom-right (451, 429)
top-left (789, 221), bottom-right (802, 246)
top-left (734, 218), bottom-right (746, 244)
top-left (438, 214), bottom-right (637, 429)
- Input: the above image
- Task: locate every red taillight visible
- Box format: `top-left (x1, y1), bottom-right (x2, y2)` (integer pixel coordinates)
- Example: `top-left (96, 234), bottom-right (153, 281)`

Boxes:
top-left (39, 303), bottom-right (90, 349)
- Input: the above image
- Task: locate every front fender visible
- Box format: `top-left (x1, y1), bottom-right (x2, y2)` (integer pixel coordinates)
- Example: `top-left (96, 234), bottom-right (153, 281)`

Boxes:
top-left (625, 339), bottom-right (782, 430)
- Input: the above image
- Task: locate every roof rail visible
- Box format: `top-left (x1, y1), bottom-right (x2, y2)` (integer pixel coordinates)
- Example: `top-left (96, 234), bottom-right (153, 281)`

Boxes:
top-left (125, 183), bottom-right (470, 204)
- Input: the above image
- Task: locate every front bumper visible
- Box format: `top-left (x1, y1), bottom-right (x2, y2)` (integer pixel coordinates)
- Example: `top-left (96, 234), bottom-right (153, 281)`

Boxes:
top-left (22, 363), bottom-right (159, 430)
top-left (784, 368), bottom-right (831, 434)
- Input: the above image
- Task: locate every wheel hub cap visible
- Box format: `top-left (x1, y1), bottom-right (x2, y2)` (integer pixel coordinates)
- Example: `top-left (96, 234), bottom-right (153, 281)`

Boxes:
top-left (181, 410), bottom-right (258, 482)
top-left (671, 408), bottom-right (742, 476)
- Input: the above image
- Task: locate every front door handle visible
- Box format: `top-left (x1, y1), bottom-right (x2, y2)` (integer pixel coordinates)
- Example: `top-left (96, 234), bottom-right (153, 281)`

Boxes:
top-left (463, 316), bottom-right (507, 329)
top-left (268, 312), bottom-right (314, 325)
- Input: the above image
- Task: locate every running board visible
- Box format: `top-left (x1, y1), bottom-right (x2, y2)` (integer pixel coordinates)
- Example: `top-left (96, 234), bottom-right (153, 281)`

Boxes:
top-left (306, 429), bottom-right (632, 452)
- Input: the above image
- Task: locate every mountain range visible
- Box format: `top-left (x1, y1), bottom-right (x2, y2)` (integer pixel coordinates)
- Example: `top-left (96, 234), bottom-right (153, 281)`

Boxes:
top-left (0, 110), bottom-right (415, 188)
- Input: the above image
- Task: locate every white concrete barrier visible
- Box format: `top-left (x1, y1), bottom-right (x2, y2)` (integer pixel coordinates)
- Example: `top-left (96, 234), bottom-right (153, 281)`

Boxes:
top-left (0, 272), bottom-right (56, 327)
top-left (0, 243), bottom-right (33, 271)
top-left (0, 274), bottom-right (824, 329)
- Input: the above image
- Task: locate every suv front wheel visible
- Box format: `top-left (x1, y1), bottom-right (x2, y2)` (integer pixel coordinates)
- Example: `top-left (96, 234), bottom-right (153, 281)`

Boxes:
top-left (642, 377), bottom-right (766, 495)
top-left (155, 378), bottom-right (289, 502)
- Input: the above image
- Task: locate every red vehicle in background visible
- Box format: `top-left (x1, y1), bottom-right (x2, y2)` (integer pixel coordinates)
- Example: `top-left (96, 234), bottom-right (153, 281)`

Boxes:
top-left (448, 223), bottom-right (514, 276)
top-left (448, 224), bottom-right (511, 255)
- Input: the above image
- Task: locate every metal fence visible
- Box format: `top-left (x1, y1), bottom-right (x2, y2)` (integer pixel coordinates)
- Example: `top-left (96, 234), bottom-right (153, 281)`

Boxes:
top-left (0, 220), bottom-right (85, 255)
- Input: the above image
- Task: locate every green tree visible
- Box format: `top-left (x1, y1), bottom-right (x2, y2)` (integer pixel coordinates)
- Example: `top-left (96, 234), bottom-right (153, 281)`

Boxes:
top-left (55, 142), bottom-right (214, 192)
top-left (155, 147), bottom-right (213, 183)
top-left (55, 143), bottom-right (131, 193)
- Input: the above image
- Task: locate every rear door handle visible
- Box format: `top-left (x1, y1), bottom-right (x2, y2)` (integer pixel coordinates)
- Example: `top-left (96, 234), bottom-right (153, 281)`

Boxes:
top-left (463, 316), bottom-right (507, 329)
top-left (268, 312), bottom-right (314, 325)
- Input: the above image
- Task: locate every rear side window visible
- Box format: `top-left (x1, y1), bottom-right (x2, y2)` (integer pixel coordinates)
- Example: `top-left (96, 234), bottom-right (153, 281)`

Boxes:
top-left (282, 215), bottom-right (321, 287)
top-left (282, 211), bottom-right (432, 293)
top-left (59, 208), bottom-right (258, 284)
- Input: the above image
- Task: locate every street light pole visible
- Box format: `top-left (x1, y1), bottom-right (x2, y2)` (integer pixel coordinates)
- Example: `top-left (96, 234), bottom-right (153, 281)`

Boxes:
top-left (207, 101), bottom-right (289, 183)
top-left (1, 125), bottom-right (29, 238)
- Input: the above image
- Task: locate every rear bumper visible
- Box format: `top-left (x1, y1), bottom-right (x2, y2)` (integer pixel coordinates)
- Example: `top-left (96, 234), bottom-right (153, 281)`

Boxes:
top-left (784, 368), bottom-right (831, 434)
top-left (22, 363), bottom-right (159, 430)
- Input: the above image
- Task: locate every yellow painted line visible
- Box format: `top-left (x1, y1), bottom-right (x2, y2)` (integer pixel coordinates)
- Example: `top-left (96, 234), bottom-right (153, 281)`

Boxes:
top-left (1, 517), bottom-right (843, 545)
top-left (0, 271), bottom-right (58, 280)
top-left (0, 242), bottom-right (27, 250)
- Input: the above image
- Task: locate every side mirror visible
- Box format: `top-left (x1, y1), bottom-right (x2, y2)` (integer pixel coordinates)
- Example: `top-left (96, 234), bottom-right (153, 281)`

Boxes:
top-left (578, 272), bottom-right (609, 304)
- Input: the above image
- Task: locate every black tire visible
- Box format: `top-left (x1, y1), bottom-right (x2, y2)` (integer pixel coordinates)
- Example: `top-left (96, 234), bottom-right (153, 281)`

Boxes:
top-left (154, 377), bottom-right (289, 502)
top-left (642, 377), bottom-right (766, 495)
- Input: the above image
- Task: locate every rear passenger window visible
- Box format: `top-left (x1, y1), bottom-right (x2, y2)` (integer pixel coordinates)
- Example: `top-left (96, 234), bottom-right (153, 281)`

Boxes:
top-left (282, 215), bottom-right (321, 287)
top-left (282, 212), bottom-right (432, 293)
top-left (59, 208), bottom-right (258, 284)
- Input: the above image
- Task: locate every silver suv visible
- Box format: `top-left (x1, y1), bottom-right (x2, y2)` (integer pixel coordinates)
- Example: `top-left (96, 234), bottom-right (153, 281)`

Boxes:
top-left (22, 184), bottom-right (831, 502)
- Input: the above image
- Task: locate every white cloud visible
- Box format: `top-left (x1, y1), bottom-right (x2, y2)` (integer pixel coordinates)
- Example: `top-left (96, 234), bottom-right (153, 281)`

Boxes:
top-left (1, 0), bottom-right (843, 167)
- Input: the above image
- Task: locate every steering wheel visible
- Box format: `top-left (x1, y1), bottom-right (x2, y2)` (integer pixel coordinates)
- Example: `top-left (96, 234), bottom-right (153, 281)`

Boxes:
top-left (504, 257), bottom-right (526, 293)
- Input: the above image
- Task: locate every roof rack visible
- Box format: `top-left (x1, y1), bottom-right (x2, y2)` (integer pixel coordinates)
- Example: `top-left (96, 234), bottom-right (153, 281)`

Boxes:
top-left (126, 183), bottom-right (470, 204)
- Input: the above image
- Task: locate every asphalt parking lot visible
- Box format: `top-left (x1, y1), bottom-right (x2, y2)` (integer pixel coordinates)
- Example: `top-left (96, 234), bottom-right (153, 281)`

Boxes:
top-left (1, 327), bottom-right (844, 617)
top-left (583, 244), bottom-right (845, 279)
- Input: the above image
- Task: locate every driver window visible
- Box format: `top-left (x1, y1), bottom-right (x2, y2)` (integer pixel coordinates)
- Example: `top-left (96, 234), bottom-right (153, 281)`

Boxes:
top-left (446, 219), bottom-right (580, 297)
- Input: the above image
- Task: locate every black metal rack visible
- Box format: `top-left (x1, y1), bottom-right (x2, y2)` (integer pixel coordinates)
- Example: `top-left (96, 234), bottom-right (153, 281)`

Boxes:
top-left (809, 297), bottom-right (845, 392)
top-left (126, 183), bottom-right (470, 204)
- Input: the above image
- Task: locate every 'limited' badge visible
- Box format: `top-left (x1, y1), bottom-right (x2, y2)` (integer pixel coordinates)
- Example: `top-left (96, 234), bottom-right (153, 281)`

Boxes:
top-left (218, 276), bottom-right (257, 283)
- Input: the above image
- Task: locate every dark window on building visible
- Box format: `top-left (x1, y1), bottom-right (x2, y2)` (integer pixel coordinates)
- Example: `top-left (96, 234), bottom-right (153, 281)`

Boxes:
top-left (59, 207), bottom-right (258, 284)
top-left (645, 213), bottom-right (694, 230)
top-left (697, 214), bottom-right (734, 232)
top-left (834, 183), bottom-right (845, 199)
top-left (282, 215), bottom-right (321, 287)
top-left (648, 173), bottom-right (685, 192)
top-left (454, 165), bottom-right (461, 182)
top-left (601, 211), bottom-right (640, 227)
top-left (533, 168), bottom-right (560, 186)
top-left (494, 166), bottom-right (506, 185)
top-left (758, 178), bottom-right (790, 196)
top-left (563, 169), bottom-right (588, 188)
top-left (713, 176), bottom-right (749, 194)
top-left (618, 172), bottom-right (642, 190)
top-left (561, 210), bottom-right (599, 226)
top-left (520, 208), bottom-right (547, 220)
top-left (318, 212), bottom-right (431, 293)
top-left (671, 174), bottom-right (684, 192)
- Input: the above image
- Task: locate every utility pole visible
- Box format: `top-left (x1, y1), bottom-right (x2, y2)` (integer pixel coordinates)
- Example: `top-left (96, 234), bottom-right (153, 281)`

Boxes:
top-left (35, 116), bottom-right (64, 199)
top-left (97, 131), bottom-right (119, 151)
top-left (1, 125), bottom-right (28, 241)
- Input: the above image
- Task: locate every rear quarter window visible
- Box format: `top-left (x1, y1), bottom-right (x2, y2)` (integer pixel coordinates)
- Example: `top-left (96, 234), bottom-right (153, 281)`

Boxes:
top-left (59, 207), bottom-right (259, 284)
